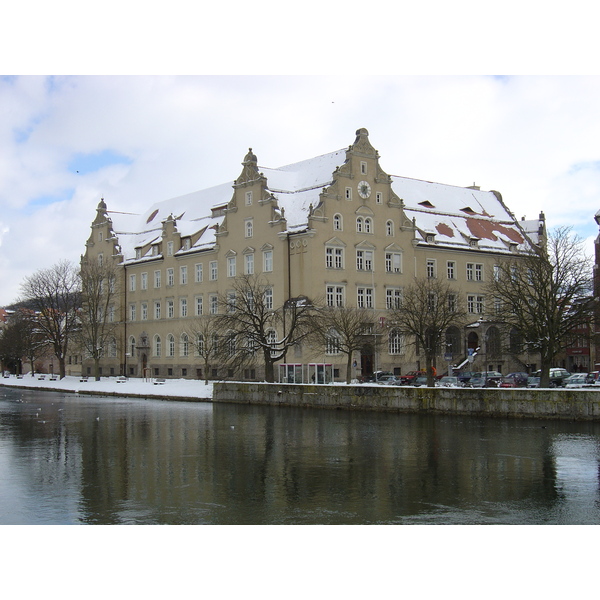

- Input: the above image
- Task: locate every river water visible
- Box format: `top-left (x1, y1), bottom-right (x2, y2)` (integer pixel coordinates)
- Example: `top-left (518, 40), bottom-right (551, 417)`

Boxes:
top-left (1, 387), bottom-right (600, 525)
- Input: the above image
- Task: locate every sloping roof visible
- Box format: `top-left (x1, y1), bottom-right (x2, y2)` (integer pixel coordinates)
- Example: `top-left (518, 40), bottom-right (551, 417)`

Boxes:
top-left (105, 143), bottom-right (532, 260)
top-left (391, 176), bottom-right (531, 253)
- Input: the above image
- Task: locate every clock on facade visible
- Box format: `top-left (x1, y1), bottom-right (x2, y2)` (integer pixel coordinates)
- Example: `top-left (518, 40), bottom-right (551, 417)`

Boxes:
top-left (357, 180), bottom-right (371, 199)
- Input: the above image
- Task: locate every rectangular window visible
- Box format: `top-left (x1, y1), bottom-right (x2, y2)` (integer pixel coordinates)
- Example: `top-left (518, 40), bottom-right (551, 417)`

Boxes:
top-left (167, 268), bottom-right (174, 287)
top-left (264, 287), bottom-right (273, 310)
top-left (195, 263), bottom-right (203, 283)
top-left (426, 259), bottom-right (436, 278)
top-left (129, 303), bottom-right (136, 321)
top-left (210, 295), bottom-right (218, 315)
top-left (263, 250), bottom-right (273, 272)
top-left (141, 272), bottom-right (148, 290)
top-left (467, 263), bottom-right (484, 281)
top-left (448, 294), bottom-right (457, 313)
top-left (141, 302), bottom-right (148, 320)
top-left (154, 301), bottom-right (161, 319)
top-left (129, 274), bottom-right (136, 292)
top-left (180, 298), bottom-right (187, 318)
top-left (386, 288), bottom-right (402, 309)
top-left (376, 191), bottom-right (383, 204)
top-left (227, 292), bottom-right (236, 313)
top-left (493, 265), bottom-right (500, 281)
top-left (167, 241), bottom-right (173, 256)
top-left (326, 285), bottom-right (345, 307)
top-left (357, 287), bottom-right (374, 308)
top-left (195, 296), bottom-right (203, 316)
top-left (356, 250), bottom-right (373, 271)
top-left (108, 305), bottom-right (115, 322)
top-left (385, 252), bottom-right (402, 273)
top-left (167, 299), bottom-right (174, 318)
top-left (326, 247), bottom-right (343, 269)
top-left (180, 266), bottom-right (187, 285)
top-left (154, 270), bottom-right (161, 288)
top-left (361, 161), bottom-right (367, 174)
top-left (447, 261), bottom-right (455, 279)
top-left (345, 187), bottom-right (352, 200)
top-left (210, 261), bottom-right (218, 281)
top-left (227, 256), bottom-right (236, 278)
top-left (467, 295), bottom-right (484, 314)
top-left (245, 191), bottom-right (253, 206)
top-left (245, 253), bottom-right (254, 275)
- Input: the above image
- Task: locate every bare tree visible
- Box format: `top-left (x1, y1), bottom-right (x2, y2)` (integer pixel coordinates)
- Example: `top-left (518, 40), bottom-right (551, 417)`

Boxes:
top-left (77, 259), bottom-right (120, 380)
top-left (388, 278), bottom-right (467, 386)
top-left (183, 316), bottom-right (252, 384)
top-left (0, 309), bottom-right (48, 375)
top-left (19, 260), bottom-right (81, 379)
top-left (485, 226), bottom-right (594, 387)
top-left (308, 305), bottom-right (376, 383)
top-left (215, 275), bottom-right (314, 382)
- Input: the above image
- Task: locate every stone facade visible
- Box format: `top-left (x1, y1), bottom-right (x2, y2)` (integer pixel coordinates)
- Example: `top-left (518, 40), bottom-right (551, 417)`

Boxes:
top-left (81, 128), bottom-right (543, 381)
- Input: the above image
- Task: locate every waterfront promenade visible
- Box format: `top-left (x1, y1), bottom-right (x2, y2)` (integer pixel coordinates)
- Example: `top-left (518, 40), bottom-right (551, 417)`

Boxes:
top-left (3, 375), bottom-right (600, 421)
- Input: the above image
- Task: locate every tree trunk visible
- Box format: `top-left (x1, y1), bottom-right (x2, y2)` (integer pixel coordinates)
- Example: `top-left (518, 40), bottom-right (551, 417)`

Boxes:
top-left (345, 353), bottom-right (353, 384)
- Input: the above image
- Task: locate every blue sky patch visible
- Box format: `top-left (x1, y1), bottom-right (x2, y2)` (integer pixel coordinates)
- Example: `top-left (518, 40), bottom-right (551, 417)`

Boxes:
top-left (68, 149), bottom-right (132, 175)
top-left (26, 189), bottom-right (75, 214)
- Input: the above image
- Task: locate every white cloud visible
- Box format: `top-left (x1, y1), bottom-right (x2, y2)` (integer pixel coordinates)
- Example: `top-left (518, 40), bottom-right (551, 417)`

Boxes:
top-left (1, 75), bottom-right (599, 305)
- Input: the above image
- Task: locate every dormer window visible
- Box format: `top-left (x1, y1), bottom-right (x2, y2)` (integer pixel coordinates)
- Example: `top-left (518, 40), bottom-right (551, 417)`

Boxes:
top-left (470, 239), bottom-right (478, 248)
top-left (135, 248), bottom-right (141, 259)
top-left (426, 234), bottom-right (435, 243)
top-left (182, 239), bottom-right (191, 250)
top-left (419, 201), bottom-right (435, 208)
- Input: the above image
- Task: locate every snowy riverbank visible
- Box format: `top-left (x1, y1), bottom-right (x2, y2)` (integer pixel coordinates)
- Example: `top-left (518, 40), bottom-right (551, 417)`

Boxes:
top-left (0, 374), bottom-right (214, 400)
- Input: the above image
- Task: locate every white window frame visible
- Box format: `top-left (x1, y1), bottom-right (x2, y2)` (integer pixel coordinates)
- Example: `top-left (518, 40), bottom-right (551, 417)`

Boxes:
top-left (154, 270), bottom-right (161, 288)
top-left (263, 250), bottom-right (273, 273)
top-left (180, 266), bottom-right (187, 285)
top-left (129, 274), bottom-right (136, 292)
top-left (426, 259), bottom-right (436, 279)
top-left (357, 287), bottom-right (374, 308)
top-left (210, 261), bottom-right (218, 281)
top-left (385, 252), bottom-right (402, 273)
top-left (447, 261), bottom-right (455, 280)
top-left (195, 263), bottom-right (203, 283)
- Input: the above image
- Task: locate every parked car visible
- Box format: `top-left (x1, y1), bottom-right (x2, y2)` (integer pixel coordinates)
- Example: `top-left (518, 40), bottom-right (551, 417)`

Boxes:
top-left (468, 376), bottom-right (487, 388)
top-left (479, 371), bottom-right (503, 387)
top-left (398, 370), bottom-right (425, 385)
top-left (436, 376), bottom-right (461, 387)
top-left (534, 368), bottom-right (571, 387)
top-left (412, 376), bottom-right (428, 387)
top-left (586, 371), bottom-right (600, 385)
top-left (527, 376), bottom-right (540, 388)
top-left (499, 373), bottom-right (529, 388)
top-left (564, 373), bottom-right (589, 388)
top-left (368, 371), bottom-right (394, 382)
top-left (376, 375), bottom-right (399, 385)
top-left (457, 371), bottom-right (480, 386)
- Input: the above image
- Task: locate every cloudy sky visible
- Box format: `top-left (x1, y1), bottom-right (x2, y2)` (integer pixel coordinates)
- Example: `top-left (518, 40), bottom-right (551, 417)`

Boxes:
top-left (1, 4), bottom-right (599, 308)
top-left (1, 75), bottom-right (599, 306)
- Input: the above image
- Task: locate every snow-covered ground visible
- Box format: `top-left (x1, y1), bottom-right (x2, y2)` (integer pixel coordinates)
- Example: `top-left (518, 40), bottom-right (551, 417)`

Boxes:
top-left (0, 374), bottom-right (214, 400)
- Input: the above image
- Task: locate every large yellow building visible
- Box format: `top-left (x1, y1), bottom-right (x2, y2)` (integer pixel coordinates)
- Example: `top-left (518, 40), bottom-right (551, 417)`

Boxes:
top-left (82, 128), bottom-right (544, 381)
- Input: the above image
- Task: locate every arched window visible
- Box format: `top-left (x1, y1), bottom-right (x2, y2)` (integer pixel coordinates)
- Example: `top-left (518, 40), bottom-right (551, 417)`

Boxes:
top-left (196, 333), bottom-right (204, 355)
top-left (467, 332), bottom-right (479, 353)
top-left (486, 326), bottom-right (501, 358)
top-left (108, 337), bottom-right (117, 358)
top-left (386, 220), bottom-right (394, 236)
top-left (389, 328), bottom-right (404, 355)
top-left (509, 328), bottom-right (522, 354)
top-left (129, 336), bottom-right (136, 357)
top-left (356, 217), bottom-right (363, 232)
top-left (445, 326), bottom-right (461, 356)
top-left (333, 214), bottom-right (342, 231)
top-left (167, 334), bottom-right (175, 357)
top-left (364, 217), bottom-right (373, 233)
top-left (212, 333), bottom-right (219, 354)
top-left (180, 333), bottom-right (189, 357)
top-left (227, 331), bottom-right (237, 356)
top-left (154, 335), bottom-right (161, 357)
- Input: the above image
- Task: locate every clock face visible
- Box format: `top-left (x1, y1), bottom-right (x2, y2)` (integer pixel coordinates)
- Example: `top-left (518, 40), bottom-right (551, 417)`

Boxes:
top-left (358, 180), bottom-right (371, 199)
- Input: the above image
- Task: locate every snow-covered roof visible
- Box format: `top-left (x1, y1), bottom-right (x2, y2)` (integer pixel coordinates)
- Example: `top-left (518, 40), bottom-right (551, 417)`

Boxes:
top-left (103, 142), bottom-right (532, 261)
top-left (391, 176), bottom-right (531, 253)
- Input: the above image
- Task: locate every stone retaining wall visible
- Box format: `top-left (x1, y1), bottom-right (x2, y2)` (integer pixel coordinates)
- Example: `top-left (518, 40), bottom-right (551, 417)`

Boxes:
top-left (213, 382), bottom-right (600, 420)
